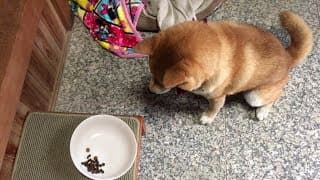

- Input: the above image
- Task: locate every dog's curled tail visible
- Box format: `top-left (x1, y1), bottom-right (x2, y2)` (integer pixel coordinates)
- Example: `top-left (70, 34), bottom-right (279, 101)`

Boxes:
top-left (280, 11), bottom-right (313, 68)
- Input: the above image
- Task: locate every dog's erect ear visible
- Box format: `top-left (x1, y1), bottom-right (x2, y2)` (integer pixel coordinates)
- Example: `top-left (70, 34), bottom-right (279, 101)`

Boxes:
top-left (133, 35), bottom-right (161, 55)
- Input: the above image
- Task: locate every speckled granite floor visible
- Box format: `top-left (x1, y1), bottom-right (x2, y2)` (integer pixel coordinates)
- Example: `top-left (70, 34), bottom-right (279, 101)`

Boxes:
top-left (55, 0), bottom-right (320, 179)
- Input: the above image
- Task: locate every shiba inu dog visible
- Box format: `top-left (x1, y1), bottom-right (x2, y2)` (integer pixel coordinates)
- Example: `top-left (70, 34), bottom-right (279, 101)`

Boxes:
top-left (134, 11), bottom-right (313, 124)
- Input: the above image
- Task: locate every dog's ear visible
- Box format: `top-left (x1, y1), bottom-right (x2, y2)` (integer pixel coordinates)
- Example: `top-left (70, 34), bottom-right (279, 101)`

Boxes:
top-left (134, 35), bottom-right (161, 55)
top-left (162, 62), bottom-right (197, 91)
top-left (163, 66), bottom-right (187, 89)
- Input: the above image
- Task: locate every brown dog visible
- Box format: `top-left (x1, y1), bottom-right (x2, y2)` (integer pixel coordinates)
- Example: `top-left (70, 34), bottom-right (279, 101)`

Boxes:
top-left (134, 11), bottom-right (313, 124)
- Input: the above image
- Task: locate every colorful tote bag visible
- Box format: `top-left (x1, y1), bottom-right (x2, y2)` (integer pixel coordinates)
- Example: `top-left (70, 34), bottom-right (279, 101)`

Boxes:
top-left (70, 0), bottom-right (145, 58)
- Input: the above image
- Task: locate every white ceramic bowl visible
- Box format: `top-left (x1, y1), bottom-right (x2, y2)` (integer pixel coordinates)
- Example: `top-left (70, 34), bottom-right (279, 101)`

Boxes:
top-left (70, 115), bottom-right (137, 180)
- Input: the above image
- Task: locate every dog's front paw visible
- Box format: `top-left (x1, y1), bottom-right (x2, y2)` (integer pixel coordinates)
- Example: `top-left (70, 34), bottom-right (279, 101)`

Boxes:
top-left (256, 106), bottom-right (271, 120)
top-left (200, 113), bottom-right (216, 124)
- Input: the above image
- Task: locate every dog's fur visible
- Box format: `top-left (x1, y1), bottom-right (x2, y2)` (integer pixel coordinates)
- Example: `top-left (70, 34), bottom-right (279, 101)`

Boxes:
top-left (134, 11), bottom-right (313, 124)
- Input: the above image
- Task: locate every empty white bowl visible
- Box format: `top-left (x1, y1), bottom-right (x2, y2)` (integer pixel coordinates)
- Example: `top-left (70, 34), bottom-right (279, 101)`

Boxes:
top-left (70, 115), bottom-right (137, 180)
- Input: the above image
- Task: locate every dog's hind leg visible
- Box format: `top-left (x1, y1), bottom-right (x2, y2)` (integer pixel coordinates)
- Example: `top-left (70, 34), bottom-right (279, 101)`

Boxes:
top-left (244, 78), bottom-right (288, 120)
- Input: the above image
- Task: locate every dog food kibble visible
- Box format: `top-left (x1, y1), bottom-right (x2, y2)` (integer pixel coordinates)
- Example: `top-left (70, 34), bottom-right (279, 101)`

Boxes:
top-left (81, 149), bottom-right (105, 174)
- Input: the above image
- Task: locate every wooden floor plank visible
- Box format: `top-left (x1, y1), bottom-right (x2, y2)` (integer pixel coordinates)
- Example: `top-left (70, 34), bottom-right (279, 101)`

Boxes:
top-left (0, 0), bottom-right (45, 167)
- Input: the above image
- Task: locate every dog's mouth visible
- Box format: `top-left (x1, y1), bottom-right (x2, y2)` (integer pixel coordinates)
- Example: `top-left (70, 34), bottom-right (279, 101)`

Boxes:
top-left (176, 88), bottom-right (187, 96)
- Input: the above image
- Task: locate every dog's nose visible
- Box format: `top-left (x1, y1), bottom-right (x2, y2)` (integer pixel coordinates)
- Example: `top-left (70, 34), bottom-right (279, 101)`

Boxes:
top-left (147, 86), bottom-right (153, 93)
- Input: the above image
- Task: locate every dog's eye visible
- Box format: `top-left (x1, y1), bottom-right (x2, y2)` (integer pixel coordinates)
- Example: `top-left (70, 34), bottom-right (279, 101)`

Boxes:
top-left (154, 78), bottom-right (160, 85)
top-left (154, 78), bottom-right (164, 87)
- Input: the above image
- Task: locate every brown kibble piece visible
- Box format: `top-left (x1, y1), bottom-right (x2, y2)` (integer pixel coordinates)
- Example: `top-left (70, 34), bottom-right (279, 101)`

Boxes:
top-left (81, 151), bottom-right (105, 174)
